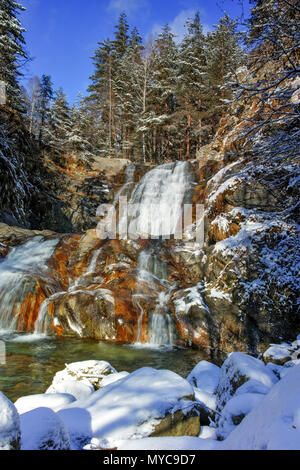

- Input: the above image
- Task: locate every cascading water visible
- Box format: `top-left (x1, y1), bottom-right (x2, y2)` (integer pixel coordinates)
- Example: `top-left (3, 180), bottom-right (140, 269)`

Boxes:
top-left (130, 161), bottom-right (193, 347)
top-left (0, 237), bottom-right (59, 331)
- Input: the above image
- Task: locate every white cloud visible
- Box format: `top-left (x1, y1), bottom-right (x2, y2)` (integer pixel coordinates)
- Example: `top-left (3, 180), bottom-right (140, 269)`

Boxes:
top-left (107, 0), bottom-right (149, 16)
top-left (149, 9), bottom-right (210, 44)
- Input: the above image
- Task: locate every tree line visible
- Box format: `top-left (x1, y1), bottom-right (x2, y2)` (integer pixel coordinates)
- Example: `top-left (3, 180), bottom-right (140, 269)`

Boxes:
top-left (0, 0), bottom-right (299, 164)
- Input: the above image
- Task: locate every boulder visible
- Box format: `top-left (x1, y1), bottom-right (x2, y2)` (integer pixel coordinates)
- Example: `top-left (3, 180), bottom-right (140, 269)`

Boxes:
top-left (217, 393), bottom-right (264, 440)
top-left (220, 365), bottom-right (300, 450)
top-left (15, 393), bottom-right (76, 414)
top-left (20, 407), bottom-right (70, 450)
top-left (216, 352), bottom-right (278, 411)
top-left (187, 360), bottom-right (220, 394)
top-left (46, 380), bottom-right (94, 401)
top-left (0, 392), bottom-right (21, 450)
top-left (263, 343), bottom-right (294, 366)
top-left (58, 367), bottom-right (200, 450)
top-left (50, 360), bottom-right (117, 390)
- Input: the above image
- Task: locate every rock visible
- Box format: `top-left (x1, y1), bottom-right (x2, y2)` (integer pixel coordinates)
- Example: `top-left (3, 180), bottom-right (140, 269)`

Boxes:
top-left (20, 407), bottom-right (70, 450)
top-left (234, 379), bottom-right (271, 396)
top-left (0, 392), bottom-right (21, 450)
top-left (187, 360), bottom-right (220, 394)
top-left (15, 393), bottom-right (76, 414)
top-left (220, 365), bottom-right (300, 450)
top-left (46, 381), bottom-right (94, 401)
top-left (58, 367), bottom-right (200, 450)
top-left (263, 344), bottom-right (293, 365)
top-left (216, 352), bottom-right (278, 411)
top-left (99, 371), bottom-right (130, 388)
top-left (217, 393), bottom-right (264, 440)
top-left (50, 360), bottom-right (117, 391)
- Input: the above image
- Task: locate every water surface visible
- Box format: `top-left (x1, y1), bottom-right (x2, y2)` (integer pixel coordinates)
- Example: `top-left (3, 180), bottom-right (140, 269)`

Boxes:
top-left (0, 332), bottom-right (218, 402)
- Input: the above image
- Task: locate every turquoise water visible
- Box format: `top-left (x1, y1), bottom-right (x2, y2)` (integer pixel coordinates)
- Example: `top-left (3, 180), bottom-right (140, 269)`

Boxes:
top-left (0, 332), bottom-right (220, 402)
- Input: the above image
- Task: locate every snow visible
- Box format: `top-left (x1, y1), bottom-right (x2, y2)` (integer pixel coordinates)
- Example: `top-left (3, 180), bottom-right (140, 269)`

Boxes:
top-left (100, 371), bottom-right (130, 388)
top-left (220, 365), bottom-right (300, 450)
top-left (194, 389), bottom-right (217, 412)
top-left (20, 407), bottom-right (70, 450)
top-left (187, 361), bottom-right (220, 395)
top-left (49, 360), bottom-right (117, 390)
top-left (15, 393), bottom-right (76, 414)
top-left (0, 392), bottom-right (20, 450)
top-left (234, 379), bottom-right (271, 396)
top-left (108, 436), bottom-right (220, 451)
top-left (199, 426), bottom-right (217, 440)
top-left (46, 380), bottom-right (94, 401)
top-left (216, 352), bottom-right (278, 410)
top-left (58, 367), bottom-right (196, 449)
top-left (174, 284), bottom-right (209, 315)
top-left (217, 393), bottom-right (264, 440)
top-left (263, 344), bottom-right (292, 364)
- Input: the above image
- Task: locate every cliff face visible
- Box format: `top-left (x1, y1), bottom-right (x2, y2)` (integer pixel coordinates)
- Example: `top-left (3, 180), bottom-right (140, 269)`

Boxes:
top-left (0, 72), bottom-right (299, 356)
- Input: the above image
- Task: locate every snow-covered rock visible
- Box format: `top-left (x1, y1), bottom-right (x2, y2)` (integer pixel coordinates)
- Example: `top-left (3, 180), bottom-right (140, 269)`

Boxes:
top-left (15, 393), bottom-right (76, 414)
top-left (217, 393), bottom-right (264, 440)
top-left (58, 367), bottom-right (199, 450)
top-left (220, 365), bottom-right (300, 450)
top-left (46, 380), bottom-right (94, 401)
top-left (99, 371), bottom-right (129, 388)
top-left (216, 352), bottom-right (278, 411)
top-left (263, 344), bottom-right (293, 365)
top-left (0, 392), bottom-right (20, 450)
top-left (49, 360), bottom-right (117, 390)
top-left (187, 360), bottom-right (220, 394)
top-left (20, 407), bottom-right (70, 450)
top-left (234, 379), bottom-right (271, 396)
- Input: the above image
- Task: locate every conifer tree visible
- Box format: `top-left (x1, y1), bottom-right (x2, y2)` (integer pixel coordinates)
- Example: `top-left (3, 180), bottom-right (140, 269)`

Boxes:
top-left (46, 89), bottom-right (72, 153)
top-left (204, 14), bottom-right (244, 139)
top-left (178, 12), bottom-right (206, 155)
top-left (0, 0), bottom-right (27, 113)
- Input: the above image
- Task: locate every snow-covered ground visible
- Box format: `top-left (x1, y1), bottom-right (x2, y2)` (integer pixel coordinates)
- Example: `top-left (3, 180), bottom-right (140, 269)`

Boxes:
top-left (1, 334), bottom-right (300, 450)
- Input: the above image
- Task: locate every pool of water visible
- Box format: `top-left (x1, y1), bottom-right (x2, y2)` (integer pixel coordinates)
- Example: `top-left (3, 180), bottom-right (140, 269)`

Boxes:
top-left (0, 332), bottom-right (222, 402)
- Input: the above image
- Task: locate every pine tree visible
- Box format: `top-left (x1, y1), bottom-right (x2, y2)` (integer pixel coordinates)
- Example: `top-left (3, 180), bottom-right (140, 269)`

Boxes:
top-left (38, 75), bottom-right (54, 146)
top-left (178, 12), bottom-right (206, 155)
top-left (204, 14), bottom-right (245, 140)
top-left (46, 88), bottom-right (72, 153)
top-left (149, 24), bottom-right (179, 162)
top-left (0, 0), bottom-right (27, 113)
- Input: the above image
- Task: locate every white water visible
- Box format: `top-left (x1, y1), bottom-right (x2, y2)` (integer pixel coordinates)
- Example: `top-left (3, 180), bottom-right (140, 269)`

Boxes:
top-left (0, 237), bottom-right (59, 331)
top-left (128, 161), bottom-right (192, 239)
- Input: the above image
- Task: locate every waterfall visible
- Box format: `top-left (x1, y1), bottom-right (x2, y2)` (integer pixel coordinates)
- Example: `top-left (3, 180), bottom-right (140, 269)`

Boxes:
top-left (0, 237), bottom-right (59, 331)
top-left (129, 161), bottom-right (192, 347)
top-left (128, 161), bottom-right (192, 239)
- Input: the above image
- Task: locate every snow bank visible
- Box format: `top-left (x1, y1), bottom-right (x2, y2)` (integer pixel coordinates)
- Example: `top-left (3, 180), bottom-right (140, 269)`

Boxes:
top-left (113, 436), bottom-right (220, 451)
top-left (15, 393), bottom-right (76, 414)
top-left (216, 352), bottom-right (278, 410)
top-left (58, 367), bottom-right (196, 449)
top-left (217, 393), bottom-right (264, 440)
top-left (0, 392), bottom-right (20, 450)
top-left (20, 407), bottom-right (70, 450)
top-left (220, 365), bottom-right (300, 450)
top-left (99, 371), bottom-right (129, 388)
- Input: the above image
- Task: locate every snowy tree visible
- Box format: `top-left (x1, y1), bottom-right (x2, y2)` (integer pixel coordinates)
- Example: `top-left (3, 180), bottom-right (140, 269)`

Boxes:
top-left (235, 0), bottom-right (300, 129)
top-left (178, 12), bottom-right (207, 155)
top-left (0, 0), bottom-right (27, 113)
top-left (46, 89), bottom-right (72, 153)
top-left (204, 14), bottom-right (245, 139)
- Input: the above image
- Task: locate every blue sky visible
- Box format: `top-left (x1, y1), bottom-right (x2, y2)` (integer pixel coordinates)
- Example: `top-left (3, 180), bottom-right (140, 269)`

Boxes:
top-left (20, 0), bottom-right (250, 103)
